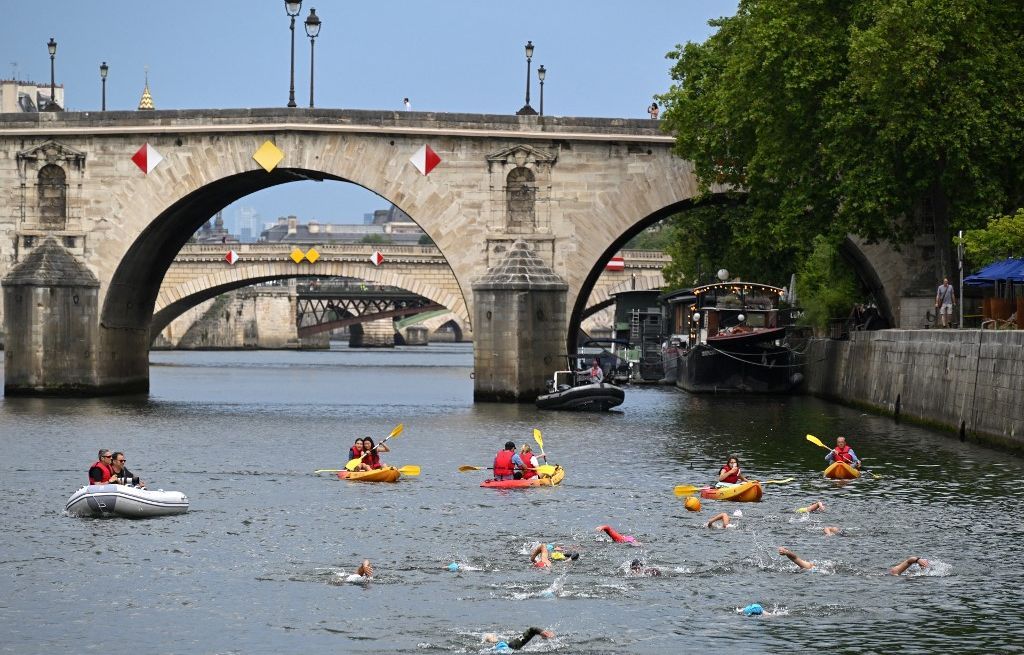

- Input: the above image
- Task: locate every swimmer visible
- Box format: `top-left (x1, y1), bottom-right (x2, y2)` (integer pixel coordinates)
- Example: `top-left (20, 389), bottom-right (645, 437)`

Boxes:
top-left (530, 543), bottom-right (578, 567)
top-left (778, 546), bottom-right (814, 570)
top-left (796, 500), bottom-right (825, 514)
top-left (889, 556), bottom-right (930, 576)
top-left (529, 543), bottom-right (551, 568)
top-left (706, 512), bottom-right (732, 529)
top-left (356, 556), bottom-right (372, 577)
top-left (629, 558), bottom-right (662, 576)
top-left (823, 526), bottom-right (841, 537)
top-left (483, 627), bottom-right (555, 651)
top-left (596, 524), bottom-right (636, 543)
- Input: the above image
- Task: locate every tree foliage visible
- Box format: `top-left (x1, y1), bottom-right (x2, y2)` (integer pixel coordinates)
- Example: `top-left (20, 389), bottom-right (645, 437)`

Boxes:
top-left (659, 0), bottom-right (1024, 268)
top-left (795, 236), bottom-right (863, 330)
top-left (960, 208), bottom-right (1024, 267)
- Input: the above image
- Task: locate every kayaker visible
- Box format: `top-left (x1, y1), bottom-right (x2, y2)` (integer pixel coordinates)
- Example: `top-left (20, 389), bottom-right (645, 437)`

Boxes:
top-left (482, 627), bottom-right (555, 651)
top-left (718, 455), bottom-right (748, 485)
top-left (889, 556), bottom-right (930, 575)
top-left (361, 437), bottom-right (390, 470)
top-left (516, 443), bottom-right (545, 479)
top-left (825, 436), bottom-right (861, 469)
top-left (706, 512), bottom-right (734, 529)
top-left (778, 546), bottom-right (815, 570)
top-left (629, 558), bottom-right (662, 576)
top-left (493, 441), bottom-right (517, 481)
top-left (596, 525), bottom-right (636, 544)
top-left (110, 452), bottom-right (145, 488)
top-left (87, 449), bottom-right (116, 485)
top-left (348, 438), bottom-right (363, 461)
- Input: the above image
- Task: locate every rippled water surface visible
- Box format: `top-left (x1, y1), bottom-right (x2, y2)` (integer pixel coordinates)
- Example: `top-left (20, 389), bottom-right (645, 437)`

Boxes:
top-left (2, 344), bottom-right (1022, 654)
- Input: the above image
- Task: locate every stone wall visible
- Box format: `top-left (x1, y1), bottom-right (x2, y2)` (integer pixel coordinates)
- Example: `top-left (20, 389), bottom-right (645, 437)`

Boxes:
top-left (154, 288), bottom-right (302, 349)
top-left (804, 330), bottom-right (1024, 451)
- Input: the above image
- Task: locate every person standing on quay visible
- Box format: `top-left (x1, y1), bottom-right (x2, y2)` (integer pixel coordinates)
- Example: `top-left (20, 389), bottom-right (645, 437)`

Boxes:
top-left (935, 277), bottom-right (956, 328)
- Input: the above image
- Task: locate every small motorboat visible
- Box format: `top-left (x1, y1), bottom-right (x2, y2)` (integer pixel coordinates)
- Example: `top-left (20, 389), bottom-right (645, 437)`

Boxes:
top-left (336, 467), bottom-right (401, 483)
top-left (480, 466), bottom-right (565, 489)
top-left (699, 480), bottom-right (763, 502)
top-left (535, 365), bottom-right (624, 411)
top-left (824, 462), bottom-right (860, 479)
top-left (65, 484), bottom-right (189, 518)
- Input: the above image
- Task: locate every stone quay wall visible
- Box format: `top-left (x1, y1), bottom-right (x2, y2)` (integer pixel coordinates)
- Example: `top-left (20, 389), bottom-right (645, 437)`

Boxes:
top-left (804, 330), bottom-right (1024, 451)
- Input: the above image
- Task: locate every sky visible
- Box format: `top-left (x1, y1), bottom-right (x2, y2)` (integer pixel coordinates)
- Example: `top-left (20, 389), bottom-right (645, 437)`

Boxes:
top-left (4, 1), bottom-right (738, 231)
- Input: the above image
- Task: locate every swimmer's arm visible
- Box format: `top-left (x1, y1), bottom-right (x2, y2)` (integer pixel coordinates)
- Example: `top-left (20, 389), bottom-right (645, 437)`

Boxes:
top-left (506, 627), bottom-right (548, 650)
top-left (889, 557), bottom-right (919, 575)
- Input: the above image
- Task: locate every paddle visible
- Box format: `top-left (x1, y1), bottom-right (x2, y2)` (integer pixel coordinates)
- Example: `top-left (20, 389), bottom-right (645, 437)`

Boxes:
top-left (807, 434), bottom-right (879, 478)
top-left (673, 478), bottom-right (793, 497)
top-left (532, 428), bottom-right (557, 477)
top-left (316, 465), bottom-right (420, 476)
top-left (345, 424), bottom-right (404, 471)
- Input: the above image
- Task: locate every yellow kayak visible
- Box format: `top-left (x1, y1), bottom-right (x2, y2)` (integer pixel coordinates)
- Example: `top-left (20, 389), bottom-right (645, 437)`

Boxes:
top-left (699, 480), bottom-right (763, 502)
top-left (337, 467), bottom-right (401, 483)
top-left (824, 462), bottom-right (860, 479)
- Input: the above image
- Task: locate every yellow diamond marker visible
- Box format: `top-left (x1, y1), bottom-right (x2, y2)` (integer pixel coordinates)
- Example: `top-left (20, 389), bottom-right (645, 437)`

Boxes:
top-left (305, 247), bottom-right (320, 264)
top-left (252, 140), bottom-right (284, 172)
top-left (290, 248), bottom-right (305, 264)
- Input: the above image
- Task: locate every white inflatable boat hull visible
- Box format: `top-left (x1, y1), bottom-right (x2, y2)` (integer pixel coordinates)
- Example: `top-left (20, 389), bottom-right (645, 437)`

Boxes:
top-left (65, 484), bottom-right (189, 518)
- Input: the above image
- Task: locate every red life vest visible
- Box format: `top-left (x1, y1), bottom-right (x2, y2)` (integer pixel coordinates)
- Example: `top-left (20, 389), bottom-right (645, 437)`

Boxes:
top-left (719, 465), bottom-right (740, 484)
top-left (89, 460), bottom-right (112, 485)
top-left (833, 445), bottom-right (853, 464)
top-left (348, 447), bottom-right (361, 461)
top-left (494, 450), bottom-right (515, 478)
top-left (363, 450), bottom-right (382, 469)
top-left (519, 454), bottom-right (538, 479)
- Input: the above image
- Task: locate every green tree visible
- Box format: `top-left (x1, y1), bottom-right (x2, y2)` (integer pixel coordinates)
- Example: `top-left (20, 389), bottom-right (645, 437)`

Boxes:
top-left (795, 235), bottom-right (862, 330)
top-left (960, 208), bottom-right (1024, 267)
top-left (417, 233), bottom-right (435, 246)
top-left (659, 0), bottom-right (1024, 271)
top-left (360, 233), bottom-right (392, 245)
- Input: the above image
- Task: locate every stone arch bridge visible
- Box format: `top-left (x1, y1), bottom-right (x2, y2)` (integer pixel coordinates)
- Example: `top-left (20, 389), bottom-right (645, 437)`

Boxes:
top-left (0, 109), bottom-right (921, 399)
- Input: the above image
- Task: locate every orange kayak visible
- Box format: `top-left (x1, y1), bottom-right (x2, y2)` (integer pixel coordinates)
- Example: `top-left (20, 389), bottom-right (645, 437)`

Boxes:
top-left (824, 462), bottom-right (860, 479)
top-left (699, 480), bottom-right (763, 502)
top-left (337, 467), bottom-right (401, 483)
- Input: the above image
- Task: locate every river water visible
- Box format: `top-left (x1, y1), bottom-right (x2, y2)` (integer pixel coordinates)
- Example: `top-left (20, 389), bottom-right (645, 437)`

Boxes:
top-left (2, 343), bottom-right (1022, 654)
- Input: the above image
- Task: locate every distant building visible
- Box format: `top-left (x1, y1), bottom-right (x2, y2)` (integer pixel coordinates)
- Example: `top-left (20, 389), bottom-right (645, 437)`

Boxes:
top-left (259, 206), bottom-right (426, 245)
top-left (236, 206), bottom-right (260, 243)
top-left (193, 211), bottom-right (239, 244)
top-left (0, 79), bottom-right (65, 112)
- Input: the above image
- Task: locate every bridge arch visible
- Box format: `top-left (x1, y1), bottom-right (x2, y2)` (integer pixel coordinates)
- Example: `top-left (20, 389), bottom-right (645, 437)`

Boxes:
top-left (151, 261), bottom-right (467, 337)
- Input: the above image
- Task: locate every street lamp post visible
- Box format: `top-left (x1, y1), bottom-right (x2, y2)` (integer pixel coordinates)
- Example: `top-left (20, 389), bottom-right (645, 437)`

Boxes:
top-left (537, 65), bottom-right (546, 116)
top-left (285, 0), bottom-right (302, 108)
top-left (46, 37), bottom-right (58, 111)
top-left (99, 61), bottom-right (108, 111)
top-left (304, 8), bottom-right (321, 108)
top-left (516, 41), bottom-right (537, 116)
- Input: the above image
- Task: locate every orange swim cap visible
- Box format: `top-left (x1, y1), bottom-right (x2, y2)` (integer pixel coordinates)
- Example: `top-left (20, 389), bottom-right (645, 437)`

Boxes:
top-left (684, 496), bottom-right (701, 512)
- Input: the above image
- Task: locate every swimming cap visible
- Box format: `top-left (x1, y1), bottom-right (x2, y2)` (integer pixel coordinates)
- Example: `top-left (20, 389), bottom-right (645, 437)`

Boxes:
top-left (447, 562), bottom-right (459, 571)
top-left (684, 496), bottom-right (701, 512)
top-left (547, 543), bottom-right (555, 551)
top-left (742, 603), bottom-right (764, 616)
top-left (494, 641), bottom-right (511, 653)
top-left (732, 509), bottom-right (743, 517)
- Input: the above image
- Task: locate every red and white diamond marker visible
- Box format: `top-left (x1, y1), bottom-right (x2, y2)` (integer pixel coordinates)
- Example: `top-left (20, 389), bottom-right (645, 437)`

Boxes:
top-left (605, 256), bottom-right (625, 271)
top-left (225, 250), bottom-right (239, 265)
top-left (131, 143), bottom-right (163, 175)
top-left (370, 250), bottom-right (385, 266)
top-left (409, 144), bottom-right (441, 175)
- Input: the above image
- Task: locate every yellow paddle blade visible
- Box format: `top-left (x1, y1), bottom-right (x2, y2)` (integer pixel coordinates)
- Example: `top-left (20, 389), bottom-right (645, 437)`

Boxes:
top-left (760, 477), bottom-right (795, 485)
top-left (344, 457), bottom-right (362, 472)
top-left (806, 434), bottom-right (828, 450)
top-left (458, 465), bottom-right (484, 472)
top-left (673, 484), bottom-right (699, 497)
top-left (533, 428), bottom-right (544, 450)
top-left (536, 464), bottom-right (557, 476)
top-left (397, 465), bottom-right (420, 476)
top-left (314, 469), bottom-right (343, 474)
top-left (389, 424), bottom-right (405, 439)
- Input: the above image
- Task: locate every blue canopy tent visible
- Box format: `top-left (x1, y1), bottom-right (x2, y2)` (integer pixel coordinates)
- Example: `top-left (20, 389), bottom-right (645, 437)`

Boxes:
top-left (963, 257), bottom-right (1024, 286)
